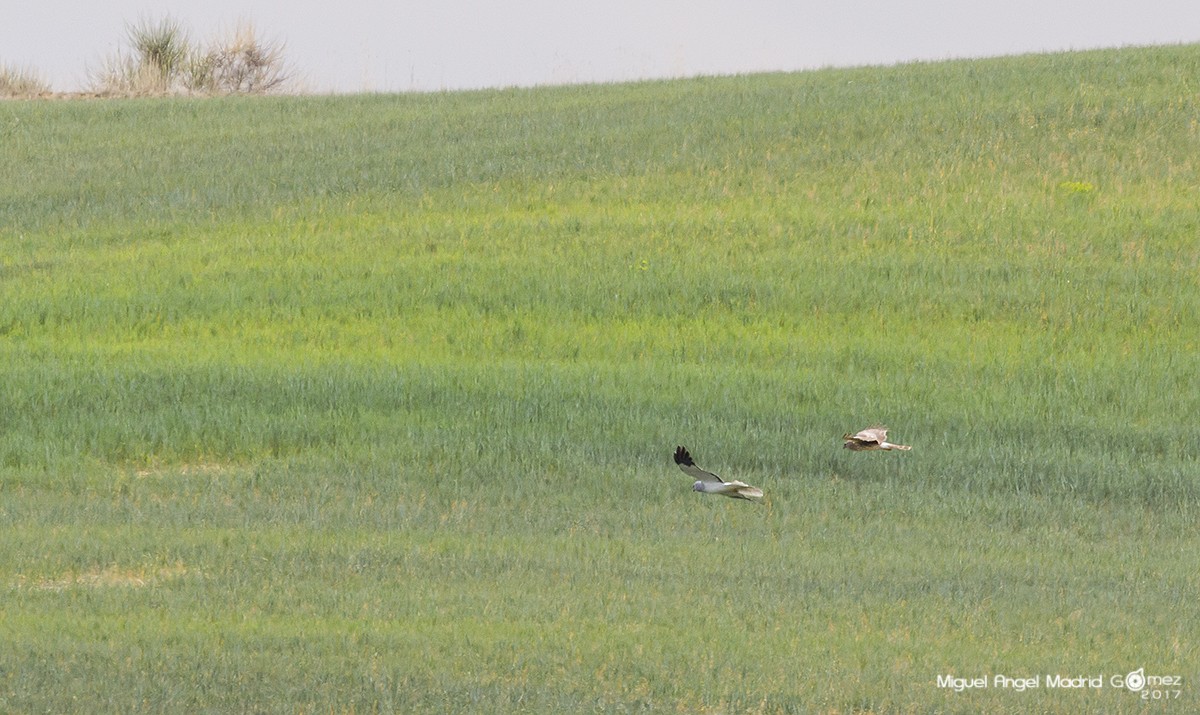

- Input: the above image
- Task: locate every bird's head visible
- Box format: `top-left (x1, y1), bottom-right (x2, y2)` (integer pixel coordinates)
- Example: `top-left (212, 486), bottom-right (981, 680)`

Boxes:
top-left (692, 481), bottom-right (704, 492)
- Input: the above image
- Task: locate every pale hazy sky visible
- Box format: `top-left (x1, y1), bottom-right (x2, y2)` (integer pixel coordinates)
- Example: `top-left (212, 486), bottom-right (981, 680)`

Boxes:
top-left (5, 1), bottom-right (1200, 93)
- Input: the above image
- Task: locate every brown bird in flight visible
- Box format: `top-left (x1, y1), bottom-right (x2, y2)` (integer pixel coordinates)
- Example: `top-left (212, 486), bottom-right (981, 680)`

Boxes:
top-left (842, 426), bottom-right (912, 451)
top-left (673, 446), bottom-right (764, 502)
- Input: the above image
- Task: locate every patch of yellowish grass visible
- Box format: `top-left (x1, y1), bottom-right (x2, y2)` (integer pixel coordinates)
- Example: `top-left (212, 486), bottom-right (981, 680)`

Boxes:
top-left (133, 461), bottom-right (242, 478)
top-left (17, 562), bottom-right (193, 592)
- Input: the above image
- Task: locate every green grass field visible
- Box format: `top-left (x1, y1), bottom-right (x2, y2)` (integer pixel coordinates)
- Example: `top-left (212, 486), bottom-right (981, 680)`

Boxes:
top-left (1, 44), bottom-right (1198, 713)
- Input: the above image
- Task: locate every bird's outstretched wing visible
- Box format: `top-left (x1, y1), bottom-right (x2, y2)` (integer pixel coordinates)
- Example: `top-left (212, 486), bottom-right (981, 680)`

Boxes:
top-left (673, 446), bottom-right (724, 484)
top-left (718, 481), bottom-right (765, 501)
top-left (855, 427), bottom-right (888, 443)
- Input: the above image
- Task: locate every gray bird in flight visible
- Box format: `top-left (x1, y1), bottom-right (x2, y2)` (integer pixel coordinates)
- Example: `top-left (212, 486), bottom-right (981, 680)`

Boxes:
top-left (673, 446), bottom-right (764, 502)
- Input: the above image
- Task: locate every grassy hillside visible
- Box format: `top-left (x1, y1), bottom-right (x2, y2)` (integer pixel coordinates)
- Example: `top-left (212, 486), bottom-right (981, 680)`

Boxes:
top-left (1, 45), bottom-right (1198, 712)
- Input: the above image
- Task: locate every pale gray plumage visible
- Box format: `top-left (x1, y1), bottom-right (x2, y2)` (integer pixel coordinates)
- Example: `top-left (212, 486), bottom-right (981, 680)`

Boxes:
top-left (673, 446), bottom-right (763, 502)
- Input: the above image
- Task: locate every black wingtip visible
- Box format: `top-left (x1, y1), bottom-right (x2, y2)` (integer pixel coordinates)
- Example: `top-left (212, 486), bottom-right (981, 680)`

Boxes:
top-left (673, 446), bottom-right (694, 467)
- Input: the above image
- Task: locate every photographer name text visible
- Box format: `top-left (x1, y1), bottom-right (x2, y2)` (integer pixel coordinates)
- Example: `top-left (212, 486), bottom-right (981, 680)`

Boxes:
top-left (937, 669), bottom-right (1181, 699)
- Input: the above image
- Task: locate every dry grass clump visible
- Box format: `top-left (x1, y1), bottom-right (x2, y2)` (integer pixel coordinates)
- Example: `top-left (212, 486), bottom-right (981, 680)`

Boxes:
top-left (0, 63), bottom-right (51, 98)
top-left (89, 17), bottom-right (291, 97)
top-left (186, 23), bottom-right (290, 95)
top-left (88, 17), bottom-right (190, 95)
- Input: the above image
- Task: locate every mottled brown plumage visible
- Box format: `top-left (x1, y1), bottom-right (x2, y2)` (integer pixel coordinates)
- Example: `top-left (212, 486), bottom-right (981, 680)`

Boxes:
top-left (842, 426), bottom-right (911, 451)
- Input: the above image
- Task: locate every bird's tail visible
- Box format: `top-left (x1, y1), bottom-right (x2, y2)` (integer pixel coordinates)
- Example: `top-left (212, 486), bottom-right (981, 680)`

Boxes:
top-left (882, 442), bottom-right (912, 451)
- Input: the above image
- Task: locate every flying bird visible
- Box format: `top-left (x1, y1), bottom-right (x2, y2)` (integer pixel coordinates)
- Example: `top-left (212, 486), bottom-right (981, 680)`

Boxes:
top-left (842, 426), bottom-right (911, 451)
top-left (673, 446), bottom-right (763, 502)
